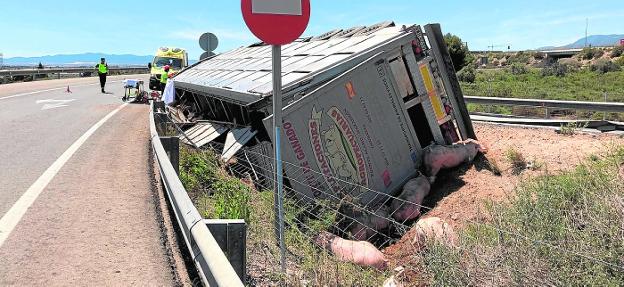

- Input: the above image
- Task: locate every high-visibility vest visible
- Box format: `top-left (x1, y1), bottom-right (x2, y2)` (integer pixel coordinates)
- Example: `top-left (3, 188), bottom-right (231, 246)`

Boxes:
top-left (97, 63), bottom-right (108, 74)
top-left (160, 71), bottom-right (168, 84)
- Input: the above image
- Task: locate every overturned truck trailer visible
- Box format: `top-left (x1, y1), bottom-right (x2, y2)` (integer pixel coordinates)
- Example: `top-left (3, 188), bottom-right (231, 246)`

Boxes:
top-left (171, 22), bottom-right (476, 206)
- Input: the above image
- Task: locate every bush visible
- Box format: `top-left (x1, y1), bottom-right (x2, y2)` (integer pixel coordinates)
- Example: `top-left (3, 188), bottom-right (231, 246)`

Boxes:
top-left (590, 59), bottom-right (621, 74)
top-left (179, 147), bottom-right (220, 194)
top-left (557, 58), bottom-right (581, 72)
top-left (211, 177), bottom-right (251, 221)
top-left (541, 62), bottom-right (568, 77)
top-left (457, 65), bottom-right (476, 83)
top-left (509, 63), bottom-right (528, 75)
top-left (615, 56), bottom-right (624, 67)
top-left (580, 47), bottom-right (598, 60)
top-left (507, 51), bottom-right (531, 64)
top-left (532, 51), bottom-right (546, 60)
top-left (612, 46), bottom-right (624, 58)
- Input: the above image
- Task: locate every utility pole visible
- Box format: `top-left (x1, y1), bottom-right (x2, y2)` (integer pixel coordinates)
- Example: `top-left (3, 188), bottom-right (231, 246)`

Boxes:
top-left (585, 18), bottom-right (588, 48)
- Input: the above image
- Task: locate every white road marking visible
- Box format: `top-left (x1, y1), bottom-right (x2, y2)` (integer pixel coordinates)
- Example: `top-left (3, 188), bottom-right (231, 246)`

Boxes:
top-left (0, 80), bottom-right (122, 101)
top-left (0, 103), bottom-right (129, 247)
top-left (36, 99), bottom-right (76, 110)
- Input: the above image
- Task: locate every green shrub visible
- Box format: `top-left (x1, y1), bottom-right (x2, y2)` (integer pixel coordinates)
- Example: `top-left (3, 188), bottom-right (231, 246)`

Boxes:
top-left (211, 176), bottom-right (251, 221)
top-left (457, 65), bottom-right (476, 83)
top-left (507, 51), bottom-right (531, 64)
top-left (612, 46), bottom-right (624, 58)
top-left (557, 58), bottom-right (581, 72)
top-left (509, 63), bottom-right (528, 75)
top-left (580, 47), bottom-right (598, 60)
top-left (541, 62), bottom-right (568, 77)
top-left (179, 147), bottom-right (220, 193)
top-left (590, 59), bottom-right (621, 74)
top-left (505, 148), bottom-right (527, 174)
top-left (615, 56), bottom-right (624, 67)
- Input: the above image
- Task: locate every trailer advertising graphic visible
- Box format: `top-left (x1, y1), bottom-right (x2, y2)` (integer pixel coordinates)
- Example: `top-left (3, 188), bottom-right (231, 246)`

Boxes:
top-left (274, 59), bottom-right (421, 205)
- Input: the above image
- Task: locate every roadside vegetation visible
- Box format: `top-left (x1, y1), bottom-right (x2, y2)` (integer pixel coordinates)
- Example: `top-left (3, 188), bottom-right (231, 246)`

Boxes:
top-left (455, 46), bottom-right (624, 119)
top-left (461, 68), bottom-right (624, 102)
top-left (178, 145), bottom-right (388, 286)
top-left (178, 142), bottom-right (624, 286)
top-left (422, 147), bottom-right (624, 286)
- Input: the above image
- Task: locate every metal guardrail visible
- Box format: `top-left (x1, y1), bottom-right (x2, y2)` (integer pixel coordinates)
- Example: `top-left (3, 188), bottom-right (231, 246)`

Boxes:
top-left (464, 96), bottom-right (624, 113)
top-left (0, 67), bottom-right (148, 77)
top-left (149, 103), bottom-right (243, 287)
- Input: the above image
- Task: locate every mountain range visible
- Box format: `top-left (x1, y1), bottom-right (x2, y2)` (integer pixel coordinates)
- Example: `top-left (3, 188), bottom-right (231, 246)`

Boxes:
top-left (538, 34), bottom-right (624, 50)
top-left (2, 53), bottom-right (155, 67)
top-left (3, 34), bottom-right (622, 66)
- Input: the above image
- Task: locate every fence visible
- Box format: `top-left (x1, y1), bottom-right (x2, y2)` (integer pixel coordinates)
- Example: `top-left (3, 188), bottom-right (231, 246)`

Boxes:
top-left (161, 110), bottom-right (624, 286)
top-left (149, 103), bottom-right (243, 287)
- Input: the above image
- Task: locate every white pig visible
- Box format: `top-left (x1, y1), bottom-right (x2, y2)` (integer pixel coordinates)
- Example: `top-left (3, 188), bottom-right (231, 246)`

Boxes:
top-left (423, 139), bottom-right (487, 183)
top-left (391, 174), bottom-right (431, 222)
top-left (411, 217), bottom-right (457, 250)
top-left (314, 231), bottom-right (388, 270)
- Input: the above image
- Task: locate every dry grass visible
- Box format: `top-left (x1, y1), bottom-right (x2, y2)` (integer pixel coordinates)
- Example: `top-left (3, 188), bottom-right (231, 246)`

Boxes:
top-left (422, 147), bottom-right (624, 286)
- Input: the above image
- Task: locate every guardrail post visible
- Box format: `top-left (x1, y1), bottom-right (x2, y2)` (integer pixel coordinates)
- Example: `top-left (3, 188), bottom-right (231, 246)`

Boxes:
top-left (160, 137), bottom-right (180, 175)
top-left (204, 219), bottom-right (247, 281)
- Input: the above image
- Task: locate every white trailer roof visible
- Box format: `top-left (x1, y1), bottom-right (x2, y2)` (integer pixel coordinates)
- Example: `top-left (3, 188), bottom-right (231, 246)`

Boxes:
top-left (173, 22), bottom-right (405, 105)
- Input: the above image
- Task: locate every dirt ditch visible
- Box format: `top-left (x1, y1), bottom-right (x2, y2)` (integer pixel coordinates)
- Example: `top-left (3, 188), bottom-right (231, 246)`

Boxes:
top-left (384, 122), bottom-right (624, 278)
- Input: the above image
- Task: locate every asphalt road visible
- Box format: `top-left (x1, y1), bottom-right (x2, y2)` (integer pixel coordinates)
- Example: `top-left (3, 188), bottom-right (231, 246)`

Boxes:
top-left (0, 76), bottom-right (178, 285)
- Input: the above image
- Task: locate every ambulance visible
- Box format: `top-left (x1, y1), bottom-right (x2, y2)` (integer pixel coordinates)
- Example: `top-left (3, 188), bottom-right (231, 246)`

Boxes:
top-left (148, 47), bottom-right (189, 90)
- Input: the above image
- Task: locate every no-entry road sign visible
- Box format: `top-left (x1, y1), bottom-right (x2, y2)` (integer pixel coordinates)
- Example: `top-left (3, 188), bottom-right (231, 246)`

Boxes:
top-left (242, 0), bottom-right (311, 45)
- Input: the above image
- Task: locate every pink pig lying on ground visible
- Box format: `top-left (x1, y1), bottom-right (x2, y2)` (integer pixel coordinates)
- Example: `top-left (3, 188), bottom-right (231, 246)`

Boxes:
top-left (314, 231), bottom-right (388, 270)
top-left (423, 139), bottom-right (488, 183)
top-left (411, 217), bottom-right (457, 250)
top-left (391, 174), bottom-right (431, 222)
top-left (349, 206), bottom-right (391, 241)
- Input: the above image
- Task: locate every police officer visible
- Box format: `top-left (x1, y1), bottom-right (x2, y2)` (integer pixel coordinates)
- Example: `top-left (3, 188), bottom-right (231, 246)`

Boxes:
top-left (160, 65), bottom-right (171, 92)
top-left (95, 58), bottom-right (108, 93)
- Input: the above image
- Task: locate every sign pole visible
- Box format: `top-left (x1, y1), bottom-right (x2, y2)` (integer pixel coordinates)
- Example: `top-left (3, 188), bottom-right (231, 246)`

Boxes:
top-left (272, 44), bottom-right (286, 273)
top-left (242, 0), bottom-right (310, 277)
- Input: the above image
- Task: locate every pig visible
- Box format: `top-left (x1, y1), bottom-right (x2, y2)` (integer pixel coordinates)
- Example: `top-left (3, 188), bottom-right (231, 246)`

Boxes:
top-left (423, 139), bottom-right (487, 183)
top-left (349, 206), bottom-right (391, 241)
top-left (391, 174), bottom-right (431, 222)
top-left (314, 231), bottom-right (388, 270)
top-left (411, 217), bottom-right (457, 250)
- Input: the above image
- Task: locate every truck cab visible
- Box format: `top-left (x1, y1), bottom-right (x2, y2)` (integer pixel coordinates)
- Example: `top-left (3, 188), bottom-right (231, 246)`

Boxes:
top-left (148, 47), bottom-right (188, 90)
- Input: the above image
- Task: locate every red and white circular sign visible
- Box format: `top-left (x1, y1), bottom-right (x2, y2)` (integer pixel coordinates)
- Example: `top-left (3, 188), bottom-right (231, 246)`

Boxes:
top-left (242, 0), bottom-right (311, 45)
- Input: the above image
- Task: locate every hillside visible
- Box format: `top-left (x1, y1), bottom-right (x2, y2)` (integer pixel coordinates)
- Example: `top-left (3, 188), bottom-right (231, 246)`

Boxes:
top-left (539, 34), bottom-right (624, 50)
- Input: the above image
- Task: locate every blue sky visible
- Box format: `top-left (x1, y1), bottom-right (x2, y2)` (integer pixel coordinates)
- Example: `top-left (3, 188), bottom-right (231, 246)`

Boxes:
top-left (1, 0), bottom-right (622, 59)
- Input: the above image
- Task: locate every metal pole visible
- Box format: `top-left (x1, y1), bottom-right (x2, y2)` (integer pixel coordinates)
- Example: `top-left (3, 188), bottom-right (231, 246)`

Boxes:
top-left (603, 91), bottom-right (607, 121)
top-left (272, 44), bottom-right (286, 274)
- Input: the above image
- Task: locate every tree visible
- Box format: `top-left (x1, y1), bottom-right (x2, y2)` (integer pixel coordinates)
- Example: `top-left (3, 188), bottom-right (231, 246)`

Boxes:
top-left (37, 62), bottom-right (44, 69)
top-left (444, 33), bottom-right (469, 72)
